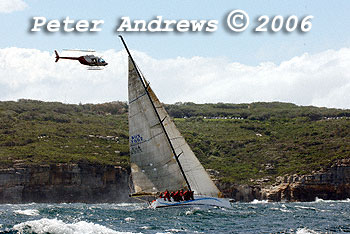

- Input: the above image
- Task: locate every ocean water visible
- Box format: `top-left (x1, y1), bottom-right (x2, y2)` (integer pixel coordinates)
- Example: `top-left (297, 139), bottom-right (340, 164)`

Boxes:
top-left (0, 199), bottom-right (350, 234)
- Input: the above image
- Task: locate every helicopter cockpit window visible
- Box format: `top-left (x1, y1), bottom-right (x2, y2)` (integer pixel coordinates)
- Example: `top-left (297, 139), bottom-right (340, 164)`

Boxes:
top-left (99, 58), bottom-right (105, 63)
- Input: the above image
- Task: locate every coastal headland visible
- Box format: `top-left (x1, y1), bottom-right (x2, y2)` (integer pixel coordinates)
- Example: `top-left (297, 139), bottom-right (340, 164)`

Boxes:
top-left (1, 100), bottom-right (349, 203)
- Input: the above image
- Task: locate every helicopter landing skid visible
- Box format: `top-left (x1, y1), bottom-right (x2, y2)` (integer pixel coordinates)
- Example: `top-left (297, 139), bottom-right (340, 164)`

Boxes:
top-left (87, 67), bottom-right (104, 70)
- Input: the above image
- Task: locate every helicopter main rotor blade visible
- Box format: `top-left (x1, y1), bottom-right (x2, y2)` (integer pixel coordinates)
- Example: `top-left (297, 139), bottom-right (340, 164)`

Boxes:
top-left (63, 49), bottom-right (96, 52)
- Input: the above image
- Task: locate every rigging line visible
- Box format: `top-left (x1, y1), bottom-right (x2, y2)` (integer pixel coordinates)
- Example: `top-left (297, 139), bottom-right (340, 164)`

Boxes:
top-left (129, 92), bottom-right (147, 104)
top-left (119, 35), bottom-right (192, 192)
top-left (150, 122), bottom-right (161, 128)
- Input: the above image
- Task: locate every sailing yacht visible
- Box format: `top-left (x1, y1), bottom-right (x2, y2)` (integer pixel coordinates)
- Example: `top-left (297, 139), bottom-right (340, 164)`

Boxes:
top-left (120, 36), bottom-right (233, 209)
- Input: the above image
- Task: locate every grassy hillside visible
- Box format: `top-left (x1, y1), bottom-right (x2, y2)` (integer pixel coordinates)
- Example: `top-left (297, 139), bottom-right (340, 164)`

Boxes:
top-left (1, 99), bottom-right (350, 184)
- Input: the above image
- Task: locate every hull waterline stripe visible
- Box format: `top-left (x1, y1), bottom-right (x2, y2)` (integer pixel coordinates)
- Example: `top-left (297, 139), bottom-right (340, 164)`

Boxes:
top-left (157, 197), bottom-right (222, 206)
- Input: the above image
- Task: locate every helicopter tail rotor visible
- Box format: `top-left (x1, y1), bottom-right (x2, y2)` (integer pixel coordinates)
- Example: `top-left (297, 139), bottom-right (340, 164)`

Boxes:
top-left (54, 50), bottom-right (60, 62)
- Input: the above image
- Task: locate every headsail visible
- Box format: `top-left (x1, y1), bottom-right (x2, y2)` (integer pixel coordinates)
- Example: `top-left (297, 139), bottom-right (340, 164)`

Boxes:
top-left (146, 85), bottom-right (220, 197)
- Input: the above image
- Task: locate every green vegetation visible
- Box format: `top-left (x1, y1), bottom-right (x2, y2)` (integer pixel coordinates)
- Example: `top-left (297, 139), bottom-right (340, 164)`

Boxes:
top-left (0, 100), bottom-right (129, 168)
top-left (1, 100), bottom-right (350, 184)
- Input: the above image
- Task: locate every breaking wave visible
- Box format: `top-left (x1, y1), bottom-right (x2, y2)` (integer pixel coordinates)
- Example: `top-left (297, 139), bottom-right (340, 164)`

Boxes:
top-left (13, 209), bottom-right (40, 216)
top-left (250, 199), bottom-right (268, 204)
top-left (13, 218), bottom-right (140, 234)
top-left (296, 227), bottom-right (320, 234)
top-left (314, 197), bottom-right (350, 203)
top-left (0, 201), bottom-right (349, 233)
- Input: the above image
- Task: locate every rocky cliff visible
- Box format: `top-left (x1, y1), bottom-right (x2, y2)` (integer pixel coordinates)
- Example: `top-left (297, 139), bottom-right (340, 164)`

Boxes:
top-left (1, 159), bottom-right (349, 203)
top-left (218, 159), bottom-right (350, 202)
top-left (261, 159), bottom-right (350, 202)
top-left (0, 163), bottom-right (133, 203)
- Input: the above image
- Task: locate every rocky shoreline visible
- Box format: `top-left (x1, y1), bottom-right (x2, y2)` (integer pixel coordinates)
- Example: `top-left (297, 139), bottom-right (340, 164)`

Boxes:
top-left (218, 159), bottom-right (350, 202)
top-left (0, 163), bottom-right (133, 203)
top-left (1, 159), bottom-right (349, 203)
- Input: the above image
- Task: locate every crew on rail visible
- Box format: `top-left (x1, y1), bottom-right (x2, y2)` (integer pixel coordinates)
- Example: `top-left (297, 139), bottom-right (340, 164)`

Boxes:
top-left (159, 189), bottom-right (194, 202)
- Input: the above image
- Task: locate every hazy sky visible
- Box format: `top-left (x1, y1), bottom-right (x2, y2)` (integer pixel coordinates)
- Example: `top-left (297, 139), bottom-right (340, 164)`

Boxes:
top-left (1, 0), bottom-right (350, 108)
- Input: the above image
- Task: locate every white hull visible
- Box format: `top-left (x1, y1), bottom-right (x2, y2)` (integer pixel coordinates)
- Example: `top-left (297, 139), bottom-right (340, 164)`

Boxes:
top-left (150, 196), bottom-right (233, 209)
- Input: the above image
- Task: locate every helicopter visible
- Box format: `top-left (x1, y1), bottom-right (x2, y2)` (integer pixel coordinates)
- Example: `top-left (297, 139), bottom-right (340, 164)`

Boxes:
top-left (54, 49), bottom-right (108, 70)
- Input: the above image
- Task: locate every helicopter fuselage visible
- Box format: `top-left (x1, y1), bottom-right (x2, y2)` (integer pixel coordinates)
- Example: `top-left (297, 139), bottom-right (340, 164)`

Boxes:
top-left (54, 50), bottom-right (108, 67)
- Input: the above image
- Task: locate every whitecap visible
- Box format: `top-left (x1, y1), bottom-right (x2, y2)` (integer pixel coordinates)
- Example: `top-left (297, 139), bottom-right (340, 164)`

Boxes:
top-left (124, 217), bottom-right (135, 222)
top-left (185, 210), bottom-right (193, 215)
top-left (115, 203), bottom-right (135, 207)
top-left (295, 205), bottom-right (317, 211)
top-left (250, 199), bottom-right (268, 204)
top-left (14, 209), bottom-right (40, 216)
top-left (13, 218), bottom-right (141, 234)
top-left (314, 197), bottom-right (350, 203)
top-left (296, 227), bottom-right (320, 234)
top-left (165, 229), bottom-right (182, 232)
top-left (278, 208), bottom-right (291, 213)
top-left (270, 207), bottom-right (291, 213)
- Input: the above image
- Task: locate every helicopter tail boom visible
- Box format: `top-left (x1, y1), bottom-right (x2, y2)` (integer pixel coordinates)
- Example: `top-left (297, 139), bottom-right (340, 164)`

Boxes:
top-left (54, 50), bottom-right (59, 62)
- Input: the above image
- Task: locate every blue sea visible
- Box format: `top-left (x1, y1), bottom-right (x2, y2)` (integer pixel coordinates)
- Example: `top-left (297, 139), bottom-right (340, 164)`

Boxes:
top-left (0, 199), bottom-right (349, 234)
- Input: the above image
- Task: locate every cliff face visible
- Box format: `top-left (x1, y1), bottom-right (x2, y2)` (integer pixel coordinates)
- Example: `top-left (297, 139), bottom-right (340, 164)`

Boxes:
top-left (1, 159), bottom-right (349, 203)
top-left (218, 159), bottom-right (350, 202)
top-left (0, 163), bottom-right (133, 203)
top-left (261, 159), bottom-right (350, 202)
top-left (217, 183), bottom-right (262, 202)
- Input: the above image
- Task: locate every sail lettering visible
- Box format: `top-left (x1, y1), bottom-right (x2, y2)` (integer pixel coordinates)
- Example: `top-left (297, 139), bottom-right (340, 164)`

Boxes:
top-left (130, 134), bottom-right (143, 144)
top-left (130, 145), bottom-right (142, 155)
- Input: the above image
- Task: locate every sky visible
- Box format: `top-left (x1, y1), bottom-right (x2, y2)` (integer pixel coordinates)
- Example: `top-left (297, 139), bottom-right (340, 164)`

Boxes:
top-left (0, 0), bottom-right (350, 108)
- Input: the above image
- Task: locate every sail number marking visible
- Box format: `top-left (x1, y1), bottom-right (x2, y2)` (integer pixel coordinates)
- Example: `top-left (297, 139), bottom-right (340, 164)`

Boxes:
top-left (130, 134), bottom-right (143, 155)
top-left (131, 145), bottom-right (142, 155)
top-left (130, 134), bottom-right (143, 144)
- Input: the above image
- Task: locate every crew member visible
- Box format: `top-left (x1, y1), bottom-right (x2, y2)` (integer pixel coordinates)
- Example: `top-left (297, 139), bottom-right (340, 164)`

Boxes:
top-left (183, 190), bottom-right (190, 201)
top-left (164, 189), bottom-right (171, 202)
top-left (180, 189), bottom-right (184, 201)
top-left (173, 190), bottom-right (181, 202)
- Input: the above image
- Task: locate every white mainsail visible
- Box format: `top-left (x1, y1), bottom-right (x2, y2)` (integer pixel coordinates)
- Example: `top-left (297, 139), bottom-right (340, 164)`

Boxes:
top-left (128, 56), bottom-right (220, 197)
top-left (128, 57), bottom-right (186, 194)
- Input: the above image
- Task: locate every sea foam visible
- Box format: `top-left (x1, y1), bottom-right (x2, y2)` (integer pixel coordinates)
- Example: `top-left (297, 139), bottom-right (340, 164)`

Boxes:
top-left (296, 227), bottom-right (320, 234)
top-left (250, 199), bottom-right (268, 204)
top-left (314, 197), bottom-right (350, 203)
top-left (13, 218), bottom-right (141, 234)
top-left (14, 209), bottom-right (40, 216)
